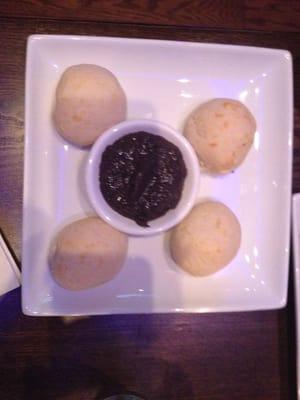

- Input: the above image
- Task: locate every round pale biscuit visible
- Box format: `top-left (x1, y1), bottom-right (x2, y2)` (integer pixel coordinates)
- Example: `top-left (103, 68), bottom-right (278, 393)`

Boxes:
top-left (170, 201), bottom-right (241, 276)
top-left (49, 217), bottom-right (128, 290)
top-left (53, 64), bottom-right (126, 146)
top-left (184, 98), bottom-right (256, 173)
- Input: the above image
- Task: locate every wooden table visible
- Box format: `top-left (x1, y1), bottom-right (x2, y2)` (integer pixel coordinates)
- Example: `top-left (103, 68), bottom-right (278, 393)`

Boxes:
top-left (0, 1), bottom-right (299, 399)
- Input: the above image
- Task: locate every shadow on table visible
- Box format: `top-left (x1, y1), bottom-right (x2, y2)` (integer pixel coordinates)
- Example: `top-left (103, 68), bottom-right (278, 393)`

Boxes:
top-left (0, 282), bottom-right (196, 400)
top-left (4, 312), bottom-right (193, 400)
top-left (0, 287), bottom-right (22, 332)
top-left (20, 350), bottom-right (194, 400)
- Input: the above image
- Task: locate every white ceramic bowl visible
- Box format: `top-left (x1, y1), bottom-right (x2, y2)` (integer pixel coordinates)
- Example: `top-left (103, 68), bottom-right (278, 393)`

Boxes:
top-left (85, 119), bottom-right (200, 236)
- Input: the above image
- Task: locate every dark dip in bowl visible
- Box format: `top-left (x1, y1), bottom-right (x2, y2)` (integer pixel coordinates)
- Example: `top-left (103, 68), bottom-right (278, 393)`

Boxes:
top-left (99, 131), bottom-right (187, 227)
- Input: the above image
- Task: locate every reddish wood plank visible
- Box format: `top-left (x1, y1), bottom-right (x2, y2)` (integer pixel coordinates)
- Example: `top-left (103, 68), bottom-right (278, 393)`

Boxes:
top-left (0, 0), bottom-right (300, 33)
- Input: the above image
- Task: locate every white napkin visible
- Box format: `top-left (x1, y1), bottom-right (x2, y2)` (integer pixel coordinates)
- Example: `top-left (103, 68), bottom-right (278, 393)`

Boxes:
top-left (0, 233), bottom-right (21, 296)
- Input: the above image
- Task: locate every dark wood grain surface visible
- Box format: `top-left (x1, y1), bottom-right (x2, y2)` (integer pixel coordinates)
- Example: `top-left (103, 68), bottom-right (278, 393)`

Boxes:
top-left (0, 1), bottom-right (299, 399)
top-left (1, 0), bottom-right (300, 33)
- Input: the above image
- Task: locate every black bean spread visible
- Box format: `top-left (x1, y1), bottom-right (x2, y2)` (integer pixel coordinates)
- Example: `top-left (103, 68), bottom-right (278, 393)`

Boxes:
top-left (99, 132), bottom-right (187, 227)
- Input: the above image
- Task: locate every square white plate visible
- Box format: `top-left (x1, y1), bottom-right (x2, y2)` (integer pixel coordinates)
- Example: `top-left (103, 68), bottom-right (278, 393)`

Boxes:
top-left (22, 35), bottom-right (293, 316)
